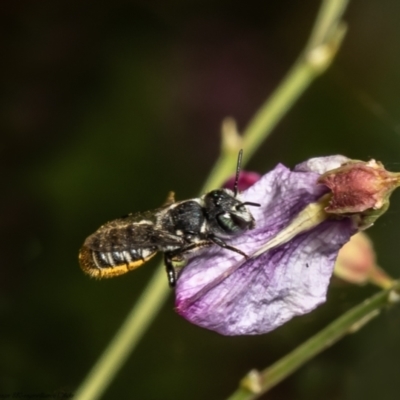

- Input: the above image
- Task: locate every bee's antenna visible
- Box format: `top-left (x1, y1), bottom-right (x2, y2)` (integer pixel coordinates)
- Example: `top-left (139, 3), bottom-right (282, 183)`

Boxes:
top-left (233, 149), bottom-right (243, 197)
top-left (243, 201), bottom-right (261, 207)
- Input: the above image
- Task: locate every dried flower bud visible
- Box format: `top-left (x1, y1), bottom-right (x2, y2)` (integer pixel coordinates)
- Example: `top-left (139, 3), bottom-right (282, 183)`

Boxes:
top-left (318, 159), bottom-right (400, 229)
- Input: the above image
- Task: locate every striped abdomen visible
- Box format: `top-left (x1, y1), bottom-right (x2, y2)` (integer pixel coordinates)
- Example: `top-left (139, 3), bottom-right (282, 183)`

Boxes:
top-left (79, 245), bottom-right (157, 278)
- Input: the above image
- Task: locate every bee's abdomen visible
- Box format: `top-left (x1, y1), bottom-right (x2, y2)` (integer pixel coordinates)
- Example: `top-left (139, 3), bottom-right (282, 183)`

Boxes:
top-left (79, 245), bottom-right (157, 279)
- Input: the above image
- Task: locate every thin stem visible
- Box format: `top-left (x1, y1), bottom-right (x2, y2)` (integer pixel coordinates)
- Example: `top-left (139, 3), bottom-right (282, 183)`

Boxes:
top-left (203, 0), bottom-right (348, 192)
top-left (74, 266), bottom-right (169, 400)
top-left (74, 1), bottom-right (350, 399)
top-left (226, 282), bottom-right (400, 400)
top-left (305, 0), bottom-right (349, 51)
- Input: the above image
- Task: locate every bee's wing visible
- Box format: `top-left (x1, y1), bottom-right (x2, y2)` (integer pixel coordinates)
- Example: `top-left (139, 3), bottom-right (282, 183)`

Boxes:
top-left (83, 217), bottom-right (185, 252)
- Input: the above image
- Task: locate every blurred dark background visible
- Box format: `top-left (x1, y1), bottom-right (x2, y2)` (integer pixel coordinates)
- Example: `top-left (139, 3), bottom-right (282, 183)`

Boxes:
top-left (2, 0), bottom-right (400, 399)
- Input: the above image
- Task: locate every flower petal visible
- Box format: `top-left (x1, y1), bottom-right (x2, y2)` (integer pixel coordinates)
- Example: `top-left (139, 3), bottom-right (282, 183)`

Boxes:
top-left (295, 155), bottom-right (349, 174)
top-left (177, 220), bottom-right (353, 335)
top-left (175, 159), bottom-right (356, 335)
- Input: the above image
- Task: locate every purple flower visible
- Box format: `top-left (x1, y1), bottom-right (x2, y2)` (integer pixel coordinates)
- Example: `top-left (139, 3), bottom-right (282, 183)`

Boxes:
top-left (223, 171), bottom-right (261, 192)
top-left (175, 156), bottom-right (358, 336)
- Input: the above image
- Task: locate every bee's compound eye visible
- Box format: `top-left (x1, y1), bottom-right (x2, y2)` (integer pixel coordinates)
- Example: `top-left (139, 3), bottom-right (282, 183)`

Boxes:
top-left (216, 213), bottom-right (237, 233)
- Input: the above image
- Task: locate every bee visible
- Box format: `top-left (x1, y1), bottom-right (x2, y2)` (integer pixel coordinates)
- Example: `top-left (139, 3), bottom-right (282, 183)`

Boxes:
top-left (79, 150), bottom-right (260, 287)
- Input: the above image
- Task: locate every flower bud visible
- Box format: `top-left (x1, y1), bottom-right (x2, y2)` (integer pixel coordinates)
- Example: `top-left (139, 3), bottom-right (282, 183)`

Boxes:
top-left (223, 171), bottom-right (261, 192)
top-left (334, 232), bottom-right (393, 288)
top-left (318, 160), bottom-right (400, 229)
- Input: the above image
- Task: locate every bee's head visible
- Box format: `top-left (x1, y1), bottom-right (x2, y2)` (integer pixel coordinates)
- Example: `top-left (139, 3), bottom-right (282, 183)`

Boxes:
top-left (202, 150), bottom-right (260, 237)
top-left (203, 189), bottom-right (258, 236)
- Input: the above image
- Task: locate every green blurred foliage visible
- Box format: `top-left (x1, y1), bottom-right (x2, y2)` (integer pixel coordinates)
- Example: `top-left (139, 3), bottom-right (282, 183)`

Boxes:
top-left (2, 1), bottom-right (400, 399)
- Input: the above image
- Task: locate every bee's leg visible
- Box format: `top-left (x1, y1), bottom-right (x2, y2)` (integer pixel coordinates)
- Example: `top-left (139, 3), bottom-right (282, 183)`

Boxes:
top-left (164, 253), bottom-right (177, 288)
top-left (164, 241), bottom-right (212, 287)
top-left (207, 235), bottom-right (249, 259)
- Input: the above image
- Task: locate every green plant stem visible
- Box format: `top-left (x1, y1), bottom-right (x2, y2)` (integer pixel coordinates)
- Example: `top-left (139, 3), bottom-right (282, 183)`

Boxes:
top-left (227, 282), bottom-right (400, 400)
top-left (74, 266), bottom-right (169, 400)
top-left (74, 1), bottom-right (350, 399)
top-left (203, 0), bottom-right (348, 191)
